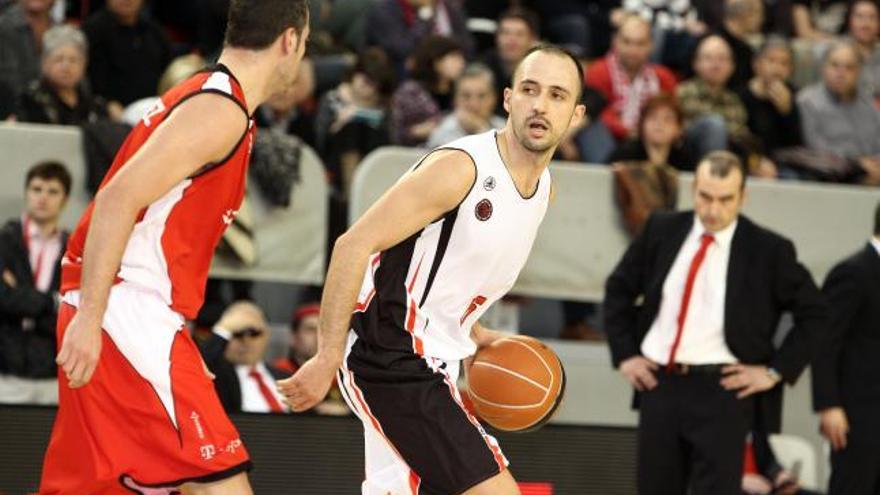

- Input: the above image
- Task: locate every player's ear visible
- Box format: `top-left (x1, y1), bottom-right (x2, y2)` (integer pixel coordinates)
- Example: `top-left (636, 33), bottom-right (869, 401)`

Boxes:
top-left (281, 27), bottom-right (298, 55)
top-left (502, 87), bottom-right (512, 114)
top-left (570, 103), bottom-right (586, 128)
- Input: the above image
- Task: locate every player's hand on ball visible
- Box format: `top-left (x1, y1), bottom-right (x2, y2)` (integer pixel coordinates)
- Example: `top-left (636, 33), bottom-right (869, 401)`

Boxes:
top-left (277, 352), bottom-right (338, 412)
top-left (56, 311), bottom-right (103, 388)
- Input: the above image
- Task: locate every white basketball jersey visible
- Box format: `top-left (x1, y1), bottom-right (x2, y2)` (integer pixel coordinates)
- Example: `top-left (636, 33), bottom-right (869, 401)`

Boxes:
top-left (350, 130), bottom-right (551, 361)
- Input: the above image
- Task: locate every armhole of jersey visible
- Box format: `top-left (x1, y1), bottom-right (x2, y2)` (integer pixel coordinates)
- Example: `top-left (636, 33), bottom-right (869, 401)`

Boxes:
top-left (413, 146), bottom-right (478, 224)
top-left (159, 88), bottom-right (251, 179)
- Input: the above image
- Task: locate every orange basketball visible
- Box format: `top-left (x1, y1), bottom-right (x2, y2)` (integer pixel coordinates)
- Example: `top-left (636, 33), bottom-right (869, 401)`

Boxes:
top-left (467, 335), bottom-right (566, 432)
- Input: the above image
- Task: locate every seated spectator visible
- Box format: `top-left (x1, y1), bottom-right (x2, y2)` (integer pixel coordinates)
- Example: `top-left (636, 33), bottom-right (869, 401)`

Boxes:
top-left (199, 301), bottom-right (290, 414)
top-left (677, 34), bottom-right (750, 159)
top-left (0, 161), bottom-right (71, 405)
top-left (621, 0), bottom-right (708, 73)
top-left (845, 0), bottom-right (880, 100)
top-left (696, 0), bottom-right (795, 37)
top-left (315, 48), bottom-right (395, 195)
top-left (0, 0), bottom-right (56, 97)
top-left (274, 303), bottom-right (319, 375)
top-left (719, 0), bottom-right (764, 90)
top-left (797, 41), bottom-right (880, 184)
top-left (481, 6), bottom-right (540, 106)
top-left (17, 25), bottom-right (111, 126)
top-left (390, 35), bottom-right (465, 146)
top-left (530, 1), bottom-right (591, 58)
top-left (426, 63), bottom-right (506, 148)
top-left (739, 38), bottom-right (803, 164)
top-left (365, 0), bottom-right (473, 75)
top-left (582, 13), bottom-right (677, 163)
top-left (273, 303), bottom-right (351, 416)
top-left (82, 0), bottom-right (172, 107)
top-left (255, 57), bottom-right (318, 148)
top-left (793, 0), bottom-right (849, 41)
top-left (610, 93), bottom-right (696, 171)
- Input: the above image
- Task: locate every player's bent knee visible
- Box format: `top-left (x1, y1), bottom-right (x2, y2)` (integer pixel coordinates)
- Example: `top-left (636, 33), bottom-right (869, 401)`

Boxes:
top-left (462, 469), bottom-right (520, 495)
top-left (180, 472), bottom-right (253, 495)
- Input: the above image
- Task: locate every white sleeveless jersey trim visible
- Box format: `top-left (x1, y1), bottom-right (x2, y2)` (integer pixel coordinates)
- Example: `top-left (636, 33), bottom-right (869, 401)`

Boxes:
top-left (358, 130), bottom-right (550, 361)
top-left (117, 179), bottom-right (192, 305)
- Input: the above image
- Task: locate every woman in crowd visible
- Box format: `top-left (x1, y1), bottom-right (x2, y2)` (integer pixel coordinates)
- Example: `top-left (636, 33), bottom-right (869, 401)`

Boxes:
top-left (17, 25), bottom-right (112, 126)
top-left (390, 35), bottom-right (465, 146)
top-left (610, 93), bottom-right (695, 171)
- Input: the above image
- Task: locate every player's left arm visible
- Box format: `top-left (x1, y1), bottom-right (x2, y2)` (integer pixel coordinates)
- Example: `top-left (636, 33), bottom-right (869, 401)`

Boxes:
top-left (58, 94), bottom-right (249, 388)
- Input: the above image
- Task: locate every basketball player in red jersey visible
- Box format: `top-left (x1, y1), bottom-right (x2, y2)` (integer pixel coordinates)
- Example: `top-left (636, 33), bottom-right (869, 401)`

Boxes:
top-left (39, 1), bottom-right (309, 493)
top-left (279, 45), bottom-right (585, 495)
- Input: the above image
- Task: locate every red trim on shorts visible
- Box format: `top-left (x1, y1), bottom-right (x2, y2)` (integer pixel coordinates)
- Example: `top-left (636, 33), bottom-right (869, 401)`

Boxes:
top-left (438, 365), bottom-right (506, 470)
top-left (409, 469), bottom-right (421, 494)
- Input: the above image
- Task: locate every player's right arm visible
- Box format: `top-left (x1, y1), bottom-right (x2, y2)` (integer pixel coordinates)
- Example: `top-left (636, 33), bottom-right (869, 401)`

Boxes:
top-left (278, 149), bottom-right (477, 412)
top-left (57, 93), bottom-right (249, 389)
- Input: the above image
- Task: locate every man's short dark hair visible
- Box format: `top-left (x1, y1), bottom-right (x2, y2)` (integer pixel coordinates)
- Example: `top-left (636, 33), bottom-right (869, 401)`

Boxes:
top-left (698, 151), bottom-right (747, 189)
top-left (224, 0), bottom-right (309, 50)
top-left (514, 43), bottom-right (585, 102)
top-left (25, 161), bottom-right (71, 196)
top-left (874, 200), bottom-right (880, 236)
top-left (498, 7), bottom-right (540, 38)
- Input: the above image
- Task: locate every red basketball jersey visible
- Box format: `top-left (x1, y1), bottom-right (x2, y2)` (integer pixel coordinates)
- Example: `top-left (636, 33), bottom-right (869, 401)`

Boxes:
top-left (61, 64), bottom-right (256, 318)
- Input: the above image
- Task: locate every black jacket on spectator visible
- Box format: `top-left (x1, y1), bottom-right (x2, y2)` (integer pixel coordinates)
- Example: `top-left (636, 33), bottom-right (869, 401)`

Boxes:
top-left (738, 84), bottom-right (804, 153)
top-left (718, 27), bottom-right (755, 91)
top-left (82, 9), bottom-right (171, 105)
top-left (17, 79), bottom-right (110, 126)
top-left (0, 77), bottom-right (14, 119)
top-left (198, 332), bottom-right (286, 414)
top-left (812, 244), bottom-right (880, 411)
top-left (0, 219), bottom-right (66, 378)
top-left (609, 139), bottom-right (697, 172)
top-left (604, 211), bottom-right (827, 432)
top-left (365, 0), bottom-right (474, 72)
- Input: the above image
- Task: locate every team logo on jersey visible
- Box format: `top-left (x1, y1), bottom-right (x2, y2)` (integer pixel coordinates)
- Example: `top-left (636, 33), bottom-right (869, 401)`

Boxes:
top-left (483, 176), bottom-right (496, 191)
top-left (475, 199), bottom-right (493, 221)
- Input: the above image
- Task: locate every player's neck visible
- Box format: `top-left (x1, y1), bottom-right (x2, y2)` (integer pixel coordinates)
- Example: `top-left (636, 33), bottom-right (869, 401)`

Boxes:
top-left (496, 128), bottom-right (551, 196)
top-left (216, 49), bottom-right (275, 112)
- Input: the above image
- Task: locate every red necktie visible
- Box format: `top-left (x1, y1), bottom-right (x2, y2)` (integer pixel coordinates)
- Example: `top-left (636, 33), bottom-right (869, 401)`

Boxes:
top-left (249, 367), bottom-right (284, 413)
top-left (665, 233), bottom-right (715, 373)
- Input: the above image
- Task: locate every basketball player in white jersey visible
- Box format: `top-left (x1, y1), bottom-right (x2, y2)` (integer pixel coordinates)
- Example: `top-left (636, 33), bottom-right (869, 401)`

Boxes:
top-left (279, 44), bottom-right (586, 495)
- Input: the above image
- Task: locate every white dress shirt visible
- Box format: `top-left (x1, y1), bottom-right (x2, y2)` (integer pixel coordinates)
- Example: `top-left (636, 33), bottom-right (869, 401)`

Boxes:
top-left (23, 215), bottom-right (63, 292)
top-left (872, 236), bottom-right (880, 256)
top-left (235, 362), bottom-right (289, 413)
top-left (641, 215), bottom-right (739, 365)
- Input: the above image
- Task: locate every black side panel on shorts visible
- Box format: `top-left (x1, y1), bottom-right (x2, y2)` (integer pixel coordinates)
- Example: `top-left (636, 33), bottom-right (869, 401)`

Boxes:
top-left (349, 355), bottom-right (502, 495)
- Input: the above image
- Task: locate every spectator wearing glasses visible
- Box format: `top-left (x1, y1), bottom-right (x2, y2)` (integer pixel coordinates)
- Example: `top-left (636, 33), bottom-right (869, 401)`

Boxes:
top-left (199, 301), bottom-right (290, 414)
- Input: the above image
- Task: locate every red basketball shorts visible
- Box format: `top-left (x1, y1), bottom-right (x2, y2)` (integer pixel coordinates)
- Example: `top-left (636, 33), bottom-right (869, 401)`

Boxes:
top-left (39, 283), bottom-right (250, 494)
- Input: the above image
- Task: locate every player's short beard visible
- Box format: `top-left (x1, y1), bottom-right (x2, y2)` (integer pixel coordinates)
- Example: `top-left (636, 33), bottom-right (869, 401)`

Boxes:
top-left (513, 120), bottom-right (556, 153)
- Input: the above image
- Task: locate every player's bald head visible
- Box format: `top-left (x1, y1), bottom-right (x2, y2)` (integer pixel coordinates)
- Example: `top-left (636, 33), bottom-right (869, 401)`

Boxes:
top-left (511, 44), bottom-right (584, 102)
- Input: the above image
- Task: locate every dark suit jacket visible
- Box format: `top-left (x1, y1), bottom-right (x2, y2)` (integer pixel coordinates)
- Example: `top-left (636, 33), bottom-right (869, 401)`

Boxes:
top-left (0, 219), bottom-right (67, 378)
top-left (199, 333), bottom-right (287, 414)
top-left (604, 211), bottom-right (827, 432)
top-left (812, 243), bottom-right (880, 412)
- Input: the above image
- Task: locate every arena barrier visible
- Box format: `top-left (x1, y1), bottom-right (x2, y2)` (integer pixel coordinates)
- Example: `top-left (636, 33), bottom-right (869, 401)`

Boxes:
top-left (351, 146), bottom-right (880, 302)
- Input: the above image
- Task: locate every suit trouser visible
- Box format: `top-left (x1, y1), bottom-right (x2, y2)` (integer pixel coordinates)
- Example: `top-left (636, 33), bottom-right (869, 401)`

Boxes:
top-left (828, 405), bottom-right (880, 495)
top-left (638, 371), bottom-right (753, 495)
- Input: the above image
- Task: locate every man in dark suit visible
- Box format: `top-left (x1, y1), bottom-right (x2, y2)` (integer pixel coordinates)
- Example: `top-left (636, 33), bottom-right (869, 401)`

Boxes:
top-left (199, 300), bottom-right (289, 414)
top-left (0, 161), bottom-right (70, 404)
top-left (604, 151), bottom-right (827, 495)
top-left (812, 201), bottom-right (880, 495)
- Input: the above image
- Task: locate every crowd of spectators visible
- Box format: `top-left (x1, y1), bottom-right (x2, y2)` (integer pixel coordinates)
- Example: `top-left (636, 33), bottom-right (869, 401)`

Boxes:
top-left (1, 1), bottom-right (879, 491)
